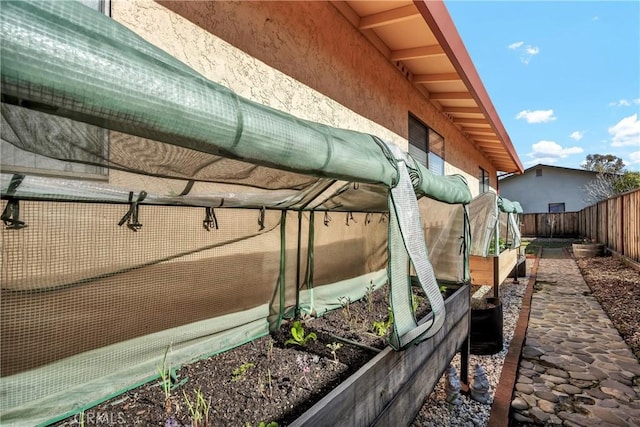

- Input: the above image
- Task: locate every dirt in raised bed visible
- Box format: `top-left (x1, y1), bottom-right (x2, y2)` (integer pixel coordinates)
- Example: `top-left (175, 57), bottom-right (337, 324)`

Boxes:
top-left (53, 283), bottom-right (449, 427)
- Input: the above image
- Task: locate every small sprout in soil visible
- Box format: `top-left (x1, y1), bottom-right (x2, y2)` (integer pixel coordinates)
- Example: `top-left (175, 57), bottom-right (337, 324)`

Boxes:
top-left (182, 388), bottom-right (211, 427)
top-left (365, 282), bottom-right (375, 312)
top-left (439, 285), bottom-right (447, 295)
top-left (267, 337), bottom-right (274, 360)
top-left (157, 345), bottom-right (173, 414)
top-left (338, 296), bottom-right (352, 322)
top-left (259, 368), bottom-right (273, 399)
top-left (284, 320), bottom-right (317, 347)
top-left (232, 363), bottom-right (255, 381)
top-left (246, 422), bottom-right (279, 427)
top-left (326, 341), bottom-right (343, 364)
top-left (295, 354), bottom-right (313, 389)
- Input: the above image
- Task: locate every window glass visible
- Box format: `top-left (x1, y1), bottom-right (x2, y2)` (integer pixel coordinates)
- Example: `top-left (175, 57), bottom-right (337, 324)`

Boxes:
top-left (548, 203), bottom-right (565, 213)
top-left (479, 168), bottom-right (489, 193)
top-left (408, 115), bottom-right (444, 175)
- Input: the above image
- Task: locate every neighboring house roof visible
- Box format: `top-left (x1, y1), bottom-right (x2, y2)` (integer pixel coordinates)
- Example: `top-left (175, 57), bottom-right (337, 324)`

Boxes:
top-left (499, 163), bottom-right (604, 182)
top-left (332, 0), bottom-right (523, 174)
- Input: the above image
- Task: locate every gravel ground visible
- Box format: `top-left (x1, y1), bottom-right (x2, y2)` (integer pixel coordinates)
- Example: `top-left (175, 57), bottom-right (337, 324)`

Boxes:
top-left (412, 276), bottom-right (528, 427)
top-left (413, 251), bottom-right (640, 427)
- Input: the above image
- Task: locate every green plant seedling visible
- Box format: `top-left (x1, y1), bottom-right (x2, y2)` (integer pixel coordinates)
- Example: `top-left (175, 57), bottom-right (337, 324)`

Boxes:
top-left (284, 320), bottom-right (317, 346)
top-left (365, 282), bottom-right (375, 313)
top-left (232, 362), bottom-right (255, 381)
top-left (326, 341), bottom-right (343, 364)
top-left (372, 306), bottom-right (394, 336)
top-left (157, 345), bottom-right (173, 414)
top-left (183, 388), bottom-right (211, 427)
top-left (337, 296), bottom-right (352, 322)
top-left (412, 294), bottom-right (424, 311)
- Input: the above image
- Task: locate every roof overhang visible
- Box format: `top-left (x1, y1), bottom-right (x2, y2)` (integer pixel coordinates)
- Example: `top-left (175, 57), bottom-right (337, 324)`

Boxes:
top-left (331, 0), bottom-right (524, 174)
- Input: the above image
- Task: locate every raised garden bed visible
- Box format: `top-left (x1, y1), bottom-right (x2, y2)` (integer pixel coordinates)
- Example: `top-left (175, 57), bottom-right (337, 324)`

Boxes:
top-left (52, 284), bottom-right (470, 427)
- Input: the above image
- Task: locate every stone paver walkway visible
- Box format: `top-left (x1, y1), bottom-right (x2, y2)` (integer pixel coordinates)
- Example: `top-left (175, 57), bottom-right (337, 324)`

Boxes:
top-left (511, 248), bottom-right (640, 426)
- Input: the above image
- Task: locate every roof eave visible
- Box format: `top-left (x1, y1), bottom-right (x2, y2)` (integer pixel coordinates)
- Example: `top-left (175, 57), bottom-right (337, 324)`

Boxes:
top-left (413, 0), bottom-right (524, 174)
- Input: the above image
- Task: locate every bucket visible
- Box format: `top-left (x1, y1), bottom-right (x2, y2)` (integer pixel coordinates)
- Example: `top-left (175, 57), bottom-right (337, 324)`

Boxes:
top-left (470, 297), bottom-right (503, 355)
top-left (572, 243), bottom-right (604, 258)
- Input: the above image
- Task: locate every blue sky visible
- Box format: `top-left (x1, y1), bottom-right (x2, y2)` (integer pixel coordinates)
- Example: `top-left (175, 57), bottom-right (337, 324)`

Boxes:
top-left (444, 1), bottom-right (640, 172)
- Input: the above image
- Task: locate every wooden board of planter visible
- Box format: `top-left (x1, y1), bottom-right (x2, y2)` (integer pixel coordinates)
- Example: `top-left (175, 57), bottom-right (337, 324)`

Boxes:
top-left (470, 247), bottom-right (519, 291)
top-left (291, 285), bottom-right (471, 427)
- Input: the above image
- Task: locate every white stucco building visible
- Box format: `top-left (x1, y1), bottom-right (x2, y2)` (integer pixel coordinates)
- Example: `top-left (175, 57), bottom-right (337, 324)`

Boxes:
top-left (499, 164), bottom-right (600, 213)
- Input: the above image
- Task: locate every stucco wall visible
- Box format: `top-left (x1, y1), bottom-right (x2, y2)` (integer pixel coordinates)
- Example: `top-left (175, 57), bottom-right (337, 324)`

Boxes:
top-left (112, 0), bottom-right (496, 196)
top-left (499, 166), bottom-right (598, 213)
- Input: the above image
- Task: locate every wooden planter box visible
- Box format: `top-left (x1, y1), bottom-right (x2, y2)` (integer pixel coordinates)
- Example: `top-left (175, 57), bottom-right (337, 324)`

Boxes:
top-left (291, 285), bottom-right (470, 427)
top-left (572, 242), bottom-right (605, 258)
top-left (470, 247), bottom-right (520, 291)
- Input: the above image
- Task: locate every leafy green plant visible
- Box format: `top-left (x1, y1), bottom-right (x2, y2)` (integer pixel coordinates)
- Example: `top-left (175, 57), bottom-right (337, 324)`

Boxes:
top-left (246, 422), bottom-right (278, 427)
top-left (232, 363), bottom-right (255, 381)
top-left (412, 294), bottom-right (424, 311)
top-left (488, 237), bottom-right (507, 254)
top-left (284, 321), bottom-right (317, 347)
top-left (326, 341), bottom-right (343, 364)
top-left (439, 285), bottom-right (448, 296)
top-left (372, 307), bottom-right (394, 337)
top-left (182, 388), bottom-right (211, 427)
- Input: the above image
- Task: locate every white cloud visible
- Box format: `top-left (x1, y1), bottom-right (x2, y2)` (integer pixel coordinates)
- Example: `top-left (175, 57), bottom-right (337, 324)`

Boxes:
top-left (526, 140), bottom-right (583, 165)
top-left (609, 98), bottom-right (640, 107)
top-left (515, 109), bottom-right (556, 124)
top-left (609, 114), bottom-right (640, 147)
top-left (508, 41), bottom-right (540, 64)
top-left (569, 131), bottom-right (585, 141)
top-left (629, 151), bottom-right (640, 164)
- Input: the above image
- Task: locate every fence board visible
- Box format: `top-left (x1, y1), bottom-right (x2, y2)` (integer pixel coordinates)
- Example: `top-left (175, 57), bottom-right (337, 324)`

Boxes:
top-left (520, 189), bottom-right (639, 263)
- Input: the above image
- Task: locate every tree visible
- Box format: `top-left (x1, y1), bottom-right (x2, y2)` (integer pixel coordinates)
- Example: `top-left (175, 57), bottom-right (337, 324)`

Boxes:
top-left (582, 154), bottom-right (625, 174)
top-left (581, 154), bottom-right (640, 203)
top-left (614, 171), bottom-right (640, 194)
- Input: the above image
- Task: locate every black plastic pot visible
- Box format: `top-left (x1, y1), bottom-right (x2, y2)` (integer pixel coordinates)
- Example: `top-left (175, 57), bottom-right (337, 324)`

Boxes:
top-left (470, 297), bottom-right (503, 355)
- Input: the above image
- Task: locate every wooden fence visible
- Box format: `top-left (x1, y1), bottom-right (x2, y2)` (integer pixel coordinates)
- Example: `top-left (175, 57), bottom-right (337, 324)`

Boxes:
top-left (520, 188), bottom-right (639, 263)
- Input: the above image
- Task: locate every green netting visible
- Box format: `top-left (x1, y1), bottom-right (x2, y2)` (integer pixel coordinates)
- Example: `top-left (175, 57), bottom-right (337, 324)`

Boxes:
top-left (469, 193), bottom-right (523, 256)
top-left (0, 1), bottom-right (474, 425)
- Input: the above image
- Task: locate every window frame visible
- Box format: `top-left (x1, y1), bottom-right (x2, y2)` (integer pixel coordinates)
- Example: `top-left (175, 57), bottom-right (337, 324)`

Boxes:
top-left (408, 114), bottom-right (445, 176)
top-left (479, 167), bottom-right (490, 193)
top-left (548, 203), bottom-right (565, 213)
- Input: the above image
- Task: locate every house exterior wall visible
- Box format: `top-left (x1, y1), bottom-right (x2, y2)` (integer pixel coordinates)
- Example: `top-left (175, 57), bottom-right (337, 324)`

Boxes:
top-left (499, 166), bottom-right (598, 213)
top-left (111, 0), bottom-right (497, 196)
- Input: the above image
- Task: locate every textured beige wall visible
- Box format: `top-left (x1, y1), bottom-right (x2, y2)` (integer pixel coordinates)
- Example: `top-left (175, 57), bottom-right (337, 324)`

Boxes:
top-left (112, 0), bottom-right (495, 195)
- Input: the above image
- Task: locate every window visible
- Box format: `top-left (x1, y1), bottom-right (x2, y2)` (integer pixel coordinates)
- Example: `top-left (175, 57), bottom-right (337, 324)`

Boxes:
top-left (479, 168), bottom-right (490, 193)
top-left (408, 115), bottom-right (444, 175)
top-left (0, 0), bottom-right (110, 180)
top-left (548, 203), bottom-right (565, 213)
top-left (536, 169), bottom-right (542, 177)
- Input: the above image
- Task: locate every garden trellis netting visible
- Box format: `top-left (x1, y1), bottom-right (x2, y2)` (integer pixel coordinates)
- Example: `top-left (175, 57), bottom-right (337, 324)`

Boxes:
top-left (1, 1), bottom-right (472, 425)
top-left (468, 192), bottom-right (522, 257)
